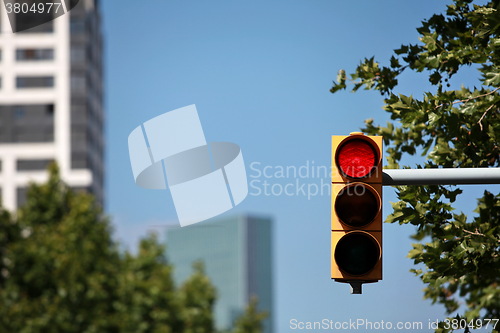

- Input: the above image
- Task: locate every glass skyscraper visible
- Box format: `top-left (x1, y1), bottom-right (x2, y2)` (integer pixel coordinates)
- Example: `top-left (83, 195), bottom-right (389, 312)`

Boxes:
top-left (166, 214), bottom-right (274, 333)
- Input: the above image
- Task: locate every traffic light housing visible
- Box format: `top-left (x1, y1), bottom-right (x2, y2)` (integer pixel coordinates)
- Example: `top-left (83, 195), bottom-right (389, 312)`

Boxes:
top-left (331, 133), bottom-right (383, 291)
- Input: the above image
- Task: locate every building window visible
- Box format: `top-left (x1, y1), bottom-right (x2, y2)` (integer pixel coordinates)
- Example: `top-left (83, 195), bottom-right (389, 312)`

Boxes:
top-left (17, 159), bottom-right (54, 171)
top-left (16, 48), bottom-right (54, 61)
top-left (70, 45), bottom-right (86, 63)
top-left (15, 10), bottom-right (54, 33)
top-left (16, 76), bottom-right (54, 88)
top-left (72, 186), bottom-right (91, 195)
top-left (71, 74), bottom-right (86, 91)
top-left (0, 104), bottom-right (55, 143)
top-left (71, 151), bottom-right (88, 169)
top-left (17, 187), bottom-right (28, 207)
top-left (14, 106), bottom-right (24, 119)
top-left (70, 19), bottom-right (85, 34)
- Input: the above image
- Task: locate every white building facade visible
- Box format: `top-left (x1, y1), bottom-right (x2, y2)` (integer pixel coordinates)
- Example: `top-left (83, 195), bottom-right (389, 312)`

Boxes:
top-left (0, 0), bottom-right (104, 210)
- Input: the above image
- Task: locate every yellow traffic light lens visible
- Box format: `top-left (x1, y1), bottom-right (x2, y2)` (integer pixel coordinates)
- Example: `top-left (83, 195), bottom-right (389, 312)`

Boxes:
top-left (334, 232), bottom-right (380, 276)
top-left (335, 183), bottom-right (380, 227)
top-left (336, 138), bottom-right (378, 178)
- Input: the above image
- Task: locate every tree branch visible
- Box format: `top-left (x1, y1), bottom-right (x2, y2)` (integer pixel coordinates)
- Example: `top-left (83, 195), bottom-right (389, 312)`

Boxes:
top-left (435, 87), bottom-right (500, 110)
top-left (463, 228), bottom-right (500, 243)
top-left (462, 229), bottom-right (486, 237)
top-left (477, 104), bottom-right (496, 131)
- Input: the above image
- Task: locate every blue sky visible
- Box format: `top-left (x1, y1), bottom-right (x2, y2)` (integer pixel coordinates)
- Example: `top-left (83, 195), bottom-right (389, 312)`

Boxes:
top-left (101, 1), bottom-right (496, 332)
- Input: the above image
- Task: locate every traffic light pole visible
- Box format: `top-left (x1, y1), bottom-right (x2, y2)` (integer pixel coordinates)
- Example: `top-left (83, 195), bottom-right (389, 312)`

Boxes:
top-left (349, 282), bottom-right (362, 294)
top-left (382, 167), bottom-right (500, 186)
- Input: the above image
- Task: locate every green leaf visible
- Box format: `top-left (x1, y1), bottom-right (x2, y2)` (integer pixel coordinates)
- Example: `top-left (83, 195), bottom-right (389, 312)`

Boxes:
top-left (483, 72), bottom-right (500, 86)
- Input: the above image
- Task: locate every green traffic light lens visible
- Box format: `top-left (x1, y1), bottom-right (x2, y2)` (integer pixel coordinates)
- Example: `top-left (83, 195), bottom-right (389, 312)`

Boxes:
top-left (335, 232), bottom-right (380, 276)
top-left (335, 183), bottom-right (379, 227)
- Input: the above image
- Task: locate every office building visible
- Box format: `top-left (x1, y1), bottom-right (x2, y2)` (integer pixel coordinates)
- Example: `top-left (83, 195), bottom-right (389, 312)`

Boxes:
top-left (0, 0), bottom-right (104, 210)
top-left (166, 214), bottom-right (273, 333)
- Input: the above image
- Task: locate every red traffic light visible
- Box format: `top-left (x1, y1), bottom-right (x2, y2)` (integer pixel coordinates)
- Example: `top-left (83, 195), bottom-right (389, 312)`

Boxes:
top-left (331, 134), bottom-right (383, 290)
top-left (336, 139), bottom-right (379, 178)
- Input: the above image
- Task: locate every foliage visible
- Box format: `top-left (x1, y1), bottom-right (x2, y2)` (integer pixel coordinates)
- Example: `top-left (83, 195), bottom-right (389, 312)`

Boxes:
top-left (0, 164), bottom-right (122, 332)
top-left (331, 0), bottom-right (500, 332)
top-left (178, 261), bottom-right (217, 333)
top-left (0, 164), bottom-right (266, 332)
top-left (116, 235), bottom-right (183, 333)
top-left (231, 296), bottom-right (268, 333)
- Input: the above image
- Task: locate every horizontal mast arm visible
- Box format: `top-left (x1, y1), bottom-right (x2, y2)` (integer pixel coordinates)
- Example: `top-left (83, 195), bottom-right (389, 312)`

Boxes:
top-left (382, 168), bottom-right (500, 186)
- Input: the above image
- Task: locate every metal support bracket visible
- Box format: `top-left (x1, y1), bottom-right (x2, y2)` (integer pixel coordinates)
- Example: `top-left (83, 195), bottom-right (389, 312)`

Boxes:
top-left (349, 282), bottom-right (363, 294)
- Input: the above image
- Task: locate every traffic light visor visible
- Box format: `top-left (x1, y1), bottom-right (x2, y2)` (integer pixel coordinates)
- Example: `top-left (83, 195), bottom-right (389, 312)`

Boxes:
top-left (336, 138), bottom-right (378, 178)
top-left (334, 231), bottom-right (381, 276)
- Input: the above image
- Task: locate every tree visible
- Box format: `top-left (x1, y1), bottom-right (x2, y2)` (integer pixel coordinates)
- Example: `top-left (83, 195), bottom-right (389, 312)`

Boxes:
top-left (0, 164), bottom-right (267, 332)
top-left (0, 164), bottom-right (122, 332)
top-left (331, 1), bottom-right (500, 332)
top-left (231, 296), bottom-right (268, 333)
top-left (178, 261), bottom-right (217, 333)
top-left (115, 234), bottom-right (184, 333)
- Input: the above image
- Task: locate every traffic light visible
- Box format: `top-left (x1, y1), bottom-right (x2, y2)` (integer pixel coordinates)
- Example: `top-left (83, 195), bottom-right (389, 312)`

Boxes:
top-left (331, 132), bottom-right (383, 293)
